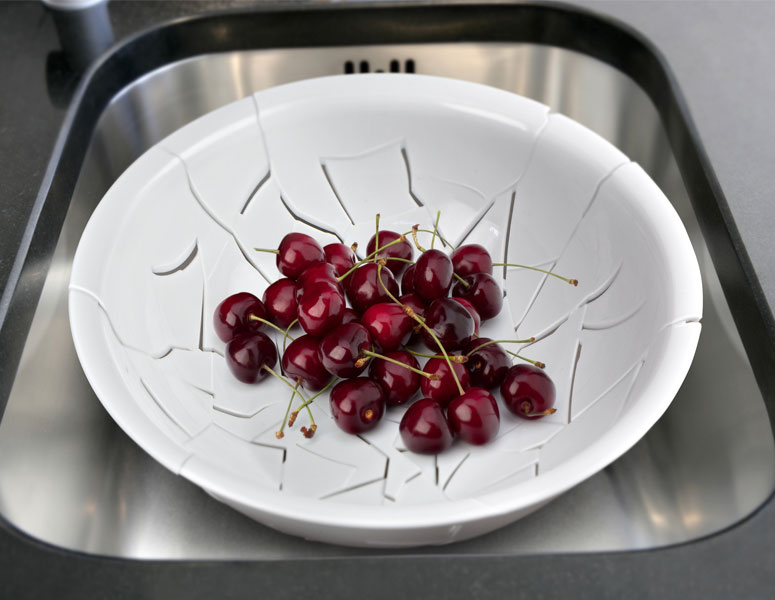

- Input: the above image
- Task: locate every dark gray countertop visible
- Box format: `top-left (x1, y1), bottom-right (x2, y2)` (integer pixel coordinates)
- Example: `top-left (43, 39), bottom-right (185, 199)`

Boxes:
top-left (1, 0), bottom-right (774, 597)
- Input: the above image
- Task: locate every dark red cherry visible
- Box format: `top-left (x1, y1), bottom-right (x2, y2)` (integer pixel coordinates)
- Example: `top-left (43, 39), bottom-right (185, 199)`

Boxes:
top-left (341, 307), bottom-right (360, 324)
top-left (361, 302), bottom-right (413, 352)
top-left (214, 292), bottom-right (267, 342)
top-left (281, 334), bottom-right (331, 391)
top-left (330, 378), bottom-right (386, 434)
top-left (447, 387), bottom-right (500, 445)
top-left (277, 232), bottom-right (325, 280)
top-left (421, 357), bottom-right (471, 407)
top-left (366, 230), bottom-right (413, 276)
top-left (318, 323), bottom-right (371, 378)
top-left (346, 263), bottom-right (399, 314)
top-left (414, 249), bottom-right (453, 301)
top-left (452, 272), bottom-right (503, 320)
top-left (295, 262), bottom-right (342, 300)
top-left (225, 331), bottom-right (278, 384)
top-left (323, 242), bottom-right (357, 282)
top-left (452, 297), bottom-right (481, 336)
top-left (450, 244), bottom-right (493, 277)
top-left (463, 337), bottom-right (510, 389)
top-left (297, 282), bottom-right (344, 337)
top-left (399, 399), bottom-right (454, 454)
top-left (368, 350), bottom-right (421, 406)
top-left (501, 364), bottom-right (557, 420)
top-left (261, 278), bottom-right (298, 329)
top-left (421, 297), bottom-right (475, 352)
top-left (401, 264), bottom-right (416, 295)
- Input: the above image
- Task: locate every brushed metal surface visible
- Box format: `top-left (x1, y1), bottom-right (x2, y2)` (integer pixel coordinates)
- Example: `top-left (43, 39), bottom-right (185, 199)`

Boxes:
top-left (1, 43), bottom-right (772, 559)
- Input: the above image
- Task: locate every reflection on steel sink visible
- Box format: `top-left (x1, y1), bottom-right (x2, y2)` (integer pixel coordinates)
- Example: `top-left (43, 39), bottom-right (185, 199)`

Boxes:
top-left (0, 42), bottom-right (772, 559)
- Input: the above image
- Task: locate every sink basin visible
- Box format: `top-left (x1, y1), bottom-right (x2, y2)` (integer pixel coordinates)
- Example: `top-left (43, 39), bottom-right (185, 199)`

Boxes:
top-left (1, 6), bottom-right (773, 560)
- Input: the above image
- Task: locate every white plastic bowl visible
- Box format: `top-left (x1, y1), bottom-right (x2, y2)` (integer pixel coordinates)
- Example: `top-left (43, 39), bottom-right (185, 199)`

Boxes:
top-left (69, 74), bottom-right (702, 547)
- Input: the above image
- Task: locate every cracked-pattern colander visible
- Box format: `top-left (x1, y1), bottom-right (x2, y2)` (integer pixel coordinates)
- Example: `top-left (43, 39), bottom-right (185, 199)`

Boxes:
top-left (69, 74), bottom-right (702, 547)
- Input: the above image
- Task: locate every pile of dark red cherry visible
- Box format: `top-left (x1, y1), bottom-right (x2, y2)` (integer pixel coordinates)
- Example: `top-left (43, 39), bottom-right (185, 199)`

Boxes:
top-left (214, 221), bottom-right (565, 455)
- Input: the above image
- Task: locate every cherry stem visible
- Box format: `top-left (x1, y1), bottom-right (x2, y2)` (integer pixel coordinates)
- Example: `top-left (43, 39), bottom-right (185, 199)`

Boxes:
top-left (465, 337), bottom-right (535, 356)
top-left (336, 236), bottom-right (409, 281)
top-left (506, 349), bottom-right (546, 369)
top-left (404, 348), bottom-right (468, 363)
top-left (376, 263), bottom-right (404, 307)
top-left (452, 272), bottom-right (471, 288)
top-left (248, 315), bottom-right (296, 342)
top-left (254, 247), bottom-right (280, 254)
top-left (361, 349), bottom-right (440, 380)
top-left (410, 225), bottom-right (426, 253)
top-left (276, 380), bottom-right (301, 439)
top-left (431, 211), bottom-right (441, 249)
top-left (290, 377), bottom-right (338, 419)
top-left (261, 365), bottom-right (309, 398)
top-left (401, 305), bottom-right (465, 396)
top-left (414, 228), bottom-right (455, 249)
top-left (492, 262), bottom-right (579, 286)
top-left (282, 318), bottom-right (299, 353)
top-left (375, 213), bottom-right (381, 257)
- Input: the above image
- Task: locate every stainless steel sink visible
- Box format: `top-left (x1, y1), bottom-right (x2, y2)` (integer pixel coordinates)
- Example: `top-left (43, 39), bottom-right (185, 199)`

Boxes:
top-left (1, 42), bottom-right (772, 559)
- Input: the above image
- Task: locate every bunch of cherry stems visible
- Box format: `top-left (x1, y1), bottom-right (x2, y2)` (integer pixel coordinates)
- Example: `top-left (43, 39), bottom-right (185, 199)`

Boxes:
top-left (215, 213), bottom-right (576, 454)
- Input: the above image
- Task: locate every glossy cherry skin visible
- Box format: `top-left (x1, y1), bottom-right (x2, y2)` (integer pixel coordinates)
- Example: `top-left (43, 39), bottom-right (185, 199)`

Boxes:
top-left (330, 378), bottom-right (386, 434)
top-left (452, 272), bottom-right (503, 320)
top-left (501, 364), bottom-right (556, 420)
top-left (366, 230), bottom-right (413, 276)
top-left (414, 249), bottom-right (453, 301)
top-left (345, 263), bottom-right (399, 314)
top-left (450, 244), bottom-right (493, 277)
top-left (261, 278), bottom-right (298, 329)
top-left (281, 334), bottom-right (331, 391)
top-left (225, 332), bottom-right (278, 384)
top-left (323, 242), bottom-right (357, 282)
top-left (447, 387), bottom-right (500, 445)
top-left (361, 302), bottom-right (414, 352)
top-left (421, 297), bottom-right (475, 352)
top-left (451, 297), bottom-right (480, 336)
top-left (318, 323), bottom-right (372, 378)
top-left (297, 282), bottom-right (344, 337)
top-left (399, 399), bottom-right (454, 454)
top-left (421, 357), bottom-right (471, 407)
top-left (368, 350), bottom-right (421, 406)
top-left (401, 264), bottom-right (416, 295)
top-left (463, 337), bottom-right (510, 389)
top-left (214, 292), bottom-right (267, 342)
top-left (276, 232), bottom-right (325, 280)
top-left (341, 307), bottom-right (360, 324)
top-left (295, 262), bottom-right (342, 300)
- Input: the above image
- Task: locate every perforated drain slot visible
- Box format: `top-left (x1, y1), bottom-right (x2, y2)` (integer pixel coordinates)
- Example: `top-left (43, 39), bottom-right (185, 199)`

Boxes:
top-left (343, 58), bottom-right (416, 74)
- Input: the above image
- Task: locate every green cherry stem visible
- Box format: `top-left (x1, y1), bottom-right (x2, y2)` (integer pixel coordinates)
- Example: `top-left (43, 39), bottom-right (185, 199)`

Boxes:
top-left (414, 228), bottom-right (455, 249)
top-left (403, 347), bottom-right (468, 363)
top-left (431, 211), bottom-right (441, 249)
top-left (254, 247), bottom-right (279, 254)
top-left (290, 377), bottom-right (339, 422)
top-left (275, 380), bottom-right (301, 439)
top-left (336, 236), bottom-right (409, 281)
top-left (452, 272), bottom-right (471, 288)
top-left (261, 365), bottom-right (309, 398)
top-left (509, 351), bottom-right (546, 369)
top-left (465, 337), bottom-right (536, 357)
top-left (375, 213), bottom-right (381, 256)
top-left (248, 315), bottom-right (296, 342)
top-left (360, 349), bottom-right (440, 380)
top-left (283, 318), bottom-right (299, 353)
top-left (493, 262), bottom-right (579, 286)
